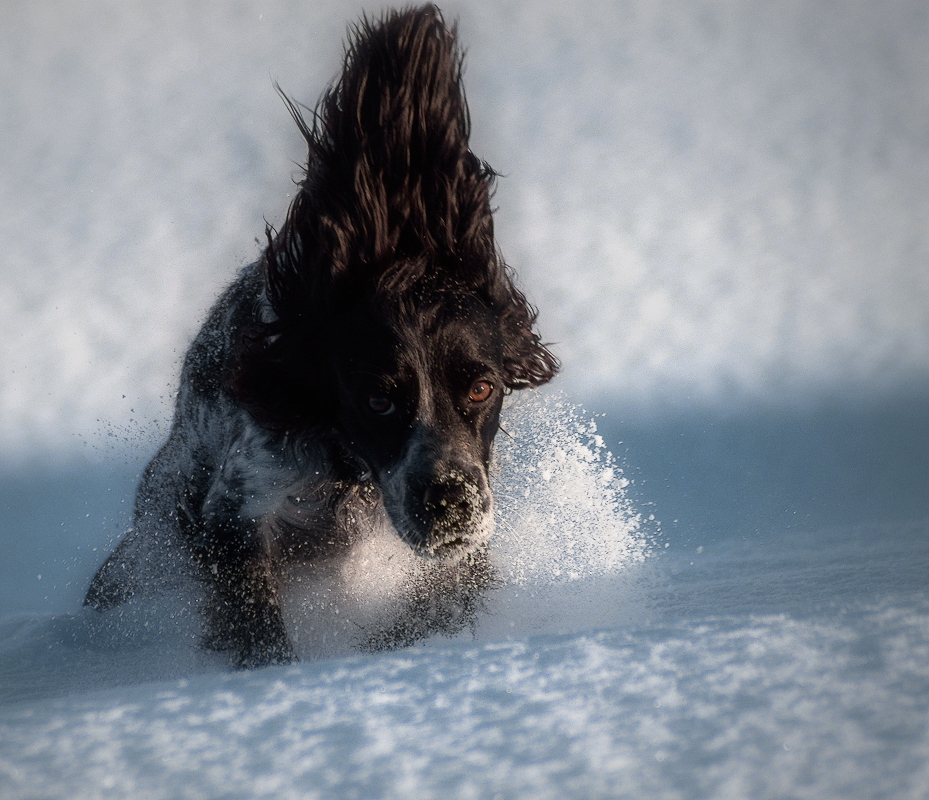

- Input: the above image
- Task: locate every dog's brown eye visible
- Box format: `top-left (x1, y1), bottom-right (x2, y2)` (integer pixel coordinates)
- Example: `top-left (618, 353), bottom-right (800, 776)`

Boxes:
top-left (368, 395), bottom-right (396, 415)
top-left (468, 380), bottom-right (493, 403)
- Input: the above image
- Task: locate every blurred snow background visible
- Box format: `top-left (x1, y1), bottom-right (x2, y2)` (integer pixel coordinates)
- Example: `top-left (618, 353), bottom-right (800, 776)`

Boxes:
top-left (2, 1), bottom-right (928, 797)
top-left (1, 0), bottom-right (927, 461)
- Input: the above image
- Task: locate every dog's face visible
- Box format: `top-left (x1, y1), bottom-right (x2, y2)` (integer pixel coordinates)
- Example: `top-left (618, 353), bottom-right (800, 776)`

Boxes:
top-left (331, 290), bottom-right (505, 559)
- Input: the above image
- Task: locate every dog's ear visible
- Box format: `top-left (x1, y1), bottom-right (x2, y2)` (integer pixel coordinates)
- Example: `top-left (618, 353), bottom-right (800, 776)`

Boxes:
top-left (497, 280), bottom-right (560, 390)
top-left (268, 4), bottom-right (497, 305)
top-left (228, 298), bottom-right (335, 433)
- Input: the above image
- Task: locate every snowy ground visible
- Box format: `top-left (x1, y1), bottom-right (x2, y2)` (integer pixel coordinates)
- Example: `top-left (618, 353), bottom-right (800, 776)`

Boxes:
top-left (2, 1), bottom-right (929, 798)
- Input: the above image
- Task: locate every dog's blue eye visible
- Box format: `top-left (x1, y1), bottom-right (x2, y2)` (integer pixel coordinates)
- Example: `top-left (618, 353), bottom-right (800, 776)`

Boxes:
top-left (368, 395), bottom-right (396, 415)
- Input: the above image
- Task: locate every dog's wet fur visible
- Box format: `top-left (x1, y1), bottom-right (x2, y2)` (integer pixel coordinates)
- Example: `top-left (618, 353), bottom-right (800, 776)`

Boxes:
top-left (85, 4), bottom-right (557, 668)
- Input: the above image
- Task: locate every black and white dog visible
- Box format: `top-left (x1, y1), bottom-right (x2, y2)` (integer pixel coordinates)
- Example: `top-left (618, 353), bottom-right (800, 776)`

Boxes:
top-left (85, 4), bottom-right (557, 668)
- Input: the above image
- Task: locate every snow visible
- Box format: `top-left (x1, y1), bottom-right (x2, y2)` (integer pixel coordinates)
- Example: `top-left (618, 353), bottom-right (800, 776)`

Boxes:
top-left (2, 1), bottom-right (929, 798)
top-left (5, 604), bottom-right (929, 800)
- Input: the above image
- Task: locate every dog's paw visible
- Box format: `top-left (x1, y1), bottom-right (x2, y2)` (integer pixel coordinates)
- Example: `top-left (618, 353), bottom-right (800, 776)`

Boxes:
top-left (206, 599), bottom-right (297, 669)
top-left (84, 564), bottom-right (135, 611)
top-left (235, 639), bottom-right (297, 670)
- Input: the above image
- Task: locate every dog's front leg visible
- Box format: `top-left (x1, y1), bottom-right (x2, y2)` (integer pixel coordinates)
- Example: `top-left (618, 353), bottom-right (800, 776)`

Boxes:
top-left (197, 478), bottom-right (295, 669)
top-left (198, 530), bottom-right (294, 669)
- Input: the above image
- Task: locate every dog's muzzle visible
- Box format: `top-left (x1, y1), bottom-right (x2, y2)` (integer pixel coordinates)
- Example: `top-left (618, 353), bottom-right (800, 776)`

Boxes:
top-left (399, 467), bottom-right (493, 558)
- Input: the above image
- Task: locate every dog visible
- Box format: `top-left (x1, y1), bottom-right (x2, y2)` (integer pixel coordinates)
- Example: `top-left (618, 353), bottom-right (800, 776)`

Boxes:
top-left (84, 4), bottom-right (558, 668)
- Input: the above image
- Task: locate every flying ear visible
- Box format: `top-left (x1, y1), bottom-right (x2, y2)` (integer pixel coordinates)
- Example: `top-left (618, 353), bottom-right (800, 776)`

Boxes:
top-left (269, 4), bottom-right (494, 294)
top-left (498, 286), bottom-right (559, 389)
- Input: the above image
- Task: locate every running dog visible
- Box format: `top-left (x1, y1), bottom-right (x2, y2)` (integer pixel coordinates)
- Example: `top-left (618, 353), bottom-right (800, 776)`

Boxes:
top-left (85, 4), bottom-right (558, 668)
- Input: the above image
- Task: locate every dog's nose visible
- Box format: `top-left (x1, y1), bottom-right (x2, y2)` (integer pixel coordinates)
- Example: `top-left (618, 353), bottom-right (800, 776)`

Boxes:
top-left (422, 477), bottom-right (472, 521)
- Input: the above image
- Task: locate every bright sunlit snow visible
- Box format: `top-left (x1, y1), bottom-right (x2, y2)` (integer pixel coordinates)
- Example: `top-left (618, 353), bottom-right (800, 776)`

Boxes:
top-left (2, 1), bottom-right (928, 798)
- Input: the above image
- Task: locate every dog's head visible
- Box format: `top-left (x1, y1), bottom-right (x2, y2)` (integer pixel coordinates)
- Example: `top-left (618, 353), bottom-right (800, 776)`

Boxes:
top-left (232, 5), bottom-right (558, 557)
top-left (328, 286), bottom-right (507, 556)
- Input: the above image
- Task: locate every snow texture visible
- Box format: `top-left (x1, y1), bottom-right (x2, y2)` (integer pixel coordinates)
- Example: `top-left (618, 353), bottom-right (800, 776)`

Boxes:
top-left (2, 1), bottom-right (929, 798)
